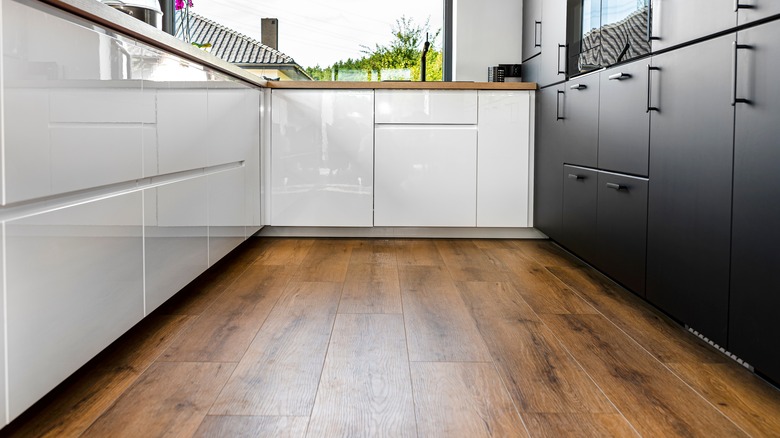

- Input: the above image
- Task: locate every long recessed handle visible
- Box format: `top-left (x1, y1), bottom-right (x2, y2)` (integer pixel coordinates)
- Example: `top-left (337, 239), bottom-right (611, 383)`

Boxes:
top-left (570, 83), bottom-right (587, 90)
top-left (568, 174), bottom-right (583, 180)
top-left (608, 72), bottom-right (632, 81)
top-left (534, 21), bottom-right (542, 48)
top-left (647, 65), bottom-right (660, 113)
top-left (606, 182), bottom-right (624, 190)
top-left (556, 90), bottom-right (565, 121)
top-left (557, 44), bottom-right (567, 75)
top-left (732, 42), bottom-right (753, 106)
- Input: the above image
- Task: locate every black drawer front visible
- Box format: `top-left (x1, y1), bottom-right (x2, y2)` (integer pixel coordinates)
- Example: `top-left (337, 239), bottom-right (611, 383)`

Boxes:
top-left (561, 74), bottom-right (600, 168)
top-left (561, 165), bottom-right (598, 262)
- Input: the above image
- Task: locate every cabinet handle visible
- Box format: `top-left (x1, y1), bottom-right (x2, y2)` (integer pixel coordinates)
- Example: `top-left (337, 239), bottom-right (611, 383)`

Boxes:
top-left (534, 21), bottom-right (542, 48)
top-left (570, 83), bottom-right (587, 90)
top-left (606, 182), bottom-right (624, 190)
top-left (568, 174), bottom-right (583, 180)
top-left (557, 44), bottom-right (567, 75)
top-left (646, 64), bottom-right (660, 113)
top-left (556, 90), bottom-right (565, 121)
top-left (647, 0), bottom-right (658, 42)
top-left (732, 42), bottom-right (753, 106)
top-left (734, 0), bottom-right (755, 10)
top-left (608, 72), bottom-right (632, 81)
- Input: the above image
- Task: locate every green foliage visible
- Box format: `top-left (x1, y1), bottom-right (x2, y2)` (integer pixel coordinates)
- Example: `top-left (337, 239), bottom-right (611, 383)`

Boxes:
top-left (307, 16), bottom-right (443, 82)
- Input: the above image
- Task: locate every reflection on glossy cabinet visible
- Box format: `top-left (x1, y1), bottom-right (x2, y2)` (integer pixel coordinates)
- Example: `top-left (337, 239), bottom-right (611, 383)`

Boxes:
top-left (650, 0), bottom-right (734, 52)
top-left (209, 167), bottom-right (246, 266)
top-left (271, 89), bottom-right (374, 227)
top-left (477, 91), bottom-right (533, 227)
top-left (145, 177), bottom-right (208, 313)
top-left (5, 192), bottom-right (144, 420)
top-left (157, 88), bottom-right (209, 174)
top-left (375, 89), bottom-right (478, 124)
top-left (207, 86), bottom-right (259, 166)
top-left (374, 125), bottom-right (478, 227)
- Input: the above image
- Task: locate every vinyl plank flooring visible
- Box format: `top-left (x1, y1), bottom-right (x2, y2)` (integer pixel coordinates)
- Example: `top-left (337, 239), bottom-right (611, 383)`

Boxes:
top-left (513, 240), bottom-right (588, 268)
top-left (399, 265), bottom-right (492, 362)
top-left (457, 282), bottom-right (619, 416)
top-left (488, 248), bottom-right (596, 315)
top-left (349, 239), bottom-right (397, 265)
top-left (209, 281), bottom-right (342, 416)
top-left (548, 266), bottom-right (726, 365)
top-left (542, 314), bottom-right (748, 437)
top-left (0, 314), bottom-right (194, 438)
top-left (395, 239), bottom-right (445, 266)
top-left (522, 413), bottom-right (639, 437)
top-left (435, 240), bottom-right (511, 281)
top-left (411, 362), bottom-right (528, 438)
top-left (666, 361), bottom-right (780, 437)
top-left (293, 239), bottom-right (354, 282)
top-left (193, 416), bottom-right (309, 438)
top-left (253, 238), bottom-right (315, 266)
top-left (472, 239), bottom-right (522, 250)
top-left (81, 362), bottom-right (235, 438)
top-left (159, 265), bottom-right (295, 362)
top-left (339, 264), bottom-right (402, 314)
top-left (306, 314), bottom-right (416, 437)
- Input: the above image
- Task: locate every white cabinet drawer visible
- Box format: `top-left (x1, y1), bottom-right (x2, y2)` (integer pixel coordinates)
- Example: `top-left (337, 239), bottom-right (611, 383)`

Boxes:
top-left (375, 90), bottom-right (478, 124)
top-left (50, 88), bottom-right (155, 123)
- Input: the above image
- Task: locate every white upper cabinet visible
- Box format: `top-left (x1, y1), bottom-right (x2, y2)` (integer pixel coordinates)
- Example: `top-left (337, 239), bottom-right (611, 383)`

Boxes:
top-left (375, 89), bottom-right (478, 124)
top-left (270, 89), bottom-right (374, 227)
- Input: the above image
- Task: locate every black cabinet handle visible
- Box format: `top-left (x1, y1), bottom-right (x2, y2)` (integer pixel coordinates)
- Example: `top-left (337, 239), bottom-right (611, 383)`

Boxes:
top-left (732, 42), bottom-right (753, 106)
top-left (570, 83), bottom-right (587, 90)
top-left (534, 21), bottom-right (542, 48)
top-left (608, 72), bottom-right (632, 81)
top-left (557, 44), bottom-right (567, 75)
top-left (647, 64), bottom-right (660, 113)
top-left (734, 0), bottom-right (755, 10)
top-left (606, 182), bottom-right (624, 190)
top-left (647, 0), bottom-right (658, 42)
top-left (556, 90), bottom-right (565, 121)
top-left (568, 174), bottom-right (583, 180)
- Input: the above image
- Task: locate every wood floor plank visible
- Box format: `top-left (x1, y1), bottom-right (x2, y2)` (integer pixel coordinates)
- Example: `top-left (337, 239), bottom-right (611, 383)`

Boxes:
top-left (159, 265), bottom-right (295, 362)
top-left (435, 240), bottom-right (511, 281)
top-left (547, 266), bottom-right (726, 365)
top-left (293, 239), bottom-right (354, 282)
top-left (253, 238), bottom-right (315, 266)
top-left (542, 314), bottom-right (748, 437)
top-left (209, 281), bottom-right (342, 416)
top-left (513, 240), bottom-right (588, 268)
top-left (457, 282), bottom-right (619, 416)
top-left (306, 314), bottom-right (416, 437)
top-left (666, 361), bottom-right (780, 437)
top-left (472, 239), bottom-right (522, 250)
top-left (522, 413), bottom-right (639, 437)
top-left (81, 362), bottom-right (235, 438)
top-left (488, 248), bottom-right (596, 315)
top-left (350, 239), bottom-right (397, 265)
top-left (395, 239), bottom-right (445, 266)
top-left (339, 264), bottom-right (402, 314)
top-left (194, 416), bottom-right (309, 438)
top-left (1, 314), bottom-right (194, 438)
top-left (399, 265), bottom-right (492, 362)
top-left (411, 362), bottom-right (529, 438)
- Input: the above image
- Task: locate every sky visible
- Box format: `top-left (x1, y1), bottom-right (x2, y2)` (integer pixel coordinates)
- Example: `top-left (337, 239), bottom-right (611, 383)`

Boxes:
top-left (191, 0), bottom-right (444, 69)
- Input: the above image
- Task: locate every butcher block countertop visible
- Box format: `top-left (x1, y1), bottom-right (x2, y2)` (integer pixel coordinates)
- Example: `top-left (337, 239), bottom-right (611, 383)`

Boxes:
top-left (265, 81), bottom-right (538, 90)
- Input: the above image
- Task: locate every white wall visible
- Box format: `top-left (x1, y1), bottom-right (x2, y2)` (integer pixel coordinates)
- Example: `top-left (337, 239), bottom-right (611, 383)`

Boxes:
top-left (452, 0), bottom-right (523, 81)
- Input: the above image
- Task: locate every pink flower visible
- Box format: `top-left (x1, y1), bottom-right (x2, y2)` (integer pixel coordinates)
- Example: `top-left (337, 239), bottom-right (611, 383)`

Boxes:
top-left (175, 0), bottom-right (183, 10)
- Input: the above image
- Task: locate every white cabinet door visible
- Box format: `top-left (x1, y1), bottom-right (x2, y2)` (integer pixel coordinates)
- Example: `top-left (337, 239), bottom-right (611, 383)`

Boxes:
top-left (477, 91), bottom-right (534, 227)
top-left (209, 166), bottom-right (246, 266)
top-left (271, 90), bottom-right (374, 226)
top-left (0, 226), bottom-right (5, 427)
top-left (375, 89), bottom-right (478, 124)
top-left (157, 88), bottom-right (209, 174)
top-left (374, 125), bottom-right (478, 227)
top-left (6, 192), bottom-right (144, 420)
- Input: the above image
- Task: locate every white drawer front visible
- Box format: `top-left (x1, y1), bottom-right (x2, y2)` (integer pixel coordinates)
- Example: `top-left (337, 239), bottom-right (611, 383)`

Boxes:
top-left (375, 90), bottom-right (478, 124)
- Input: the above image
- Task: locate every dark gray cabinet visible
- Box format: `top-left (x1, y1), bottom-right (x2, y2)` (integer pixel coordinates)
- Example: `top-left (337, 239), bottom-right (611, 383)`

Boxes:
top-left (533, 86), bottom-right (565, 240)
top-left (561, 73), bottom-right (599, 168)
top-left (737, 0), bottom-right (780, 25)
top-left (522, 56), bottom-right (540, 85)
top-left (598, 61), bottom-right (650, 176)
top-left (561, 165), bottom-right (598, 262)
top-left (522, 0), bottom-right (542, 61)
top-left (650, 0), bottom-right (735, 52)
top-left (596, 172), bottom-right (648, 296)
top-left (646, 34), bottom-right (735, 346)
top-left (538, 0), bottom-right (567, 87)
top-left (729, 20), bottom-right (780, 382)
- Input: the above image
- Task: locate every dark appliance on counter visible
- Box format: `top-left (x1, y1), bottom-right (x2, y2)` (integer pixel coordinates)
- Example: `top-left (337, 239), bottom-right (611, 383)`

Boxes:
top-left (567, 0), bottom-right (651, 77)
top-left (488, 64), bottom-right (522, 82)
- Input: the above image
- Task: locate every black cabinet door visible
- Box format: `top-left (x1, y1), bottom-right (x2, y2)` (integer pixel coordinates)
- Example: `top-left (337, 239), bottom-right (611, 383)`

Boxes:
top-left (650, 0), bottom-right (735, 52)
top-left (522, 0), bottom-right (542, 62)
top-left (539, 0), bottom-right (567, 87)
top-left (522, 56), bottom-right (540, 85)
top-left (730, 20), bottom-right (780, 382)
top-left (646, 34), bottom-right (735, 346)
top-left (533, 85), bottom-right (565, 240)
top-left (598, 60), bottom-right (650, 176)
top-left (561, 165), bottom-right (598, 262)
top-left (561, 74), bottom-right (599, 168)
top-left (597, 171), bottom-right (648, 296)
top-left (737, 0), bottom-right (780, 25)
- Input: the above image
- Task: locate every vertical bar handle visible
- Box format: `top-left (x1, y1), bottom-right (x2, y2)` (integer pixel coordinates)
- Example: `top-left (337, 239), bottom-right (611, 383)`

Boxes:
top-left (732, 42), bottom-right (753, 106)
top-left (556, 90), bottom-right (565, 121)
top-left (557, 44), bottom-right (567, 75)
top-left (534, 21), bottom-right (542, 48)
top-left (646, 65), bottom-right (660, 113)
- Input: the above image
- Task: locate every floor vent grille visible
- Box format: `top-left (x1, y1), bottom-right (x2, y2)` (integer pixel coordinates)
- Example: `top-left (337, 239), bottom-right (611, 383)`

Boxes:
top-left (686, 326), bottom-right (754, 371)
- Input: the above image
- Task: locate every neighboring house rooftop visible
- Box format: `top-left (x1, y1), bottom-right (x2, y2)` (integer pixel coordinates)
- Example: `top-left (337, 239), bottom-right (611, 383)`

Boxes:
top-left (176, 12), bottom-right (311, 80)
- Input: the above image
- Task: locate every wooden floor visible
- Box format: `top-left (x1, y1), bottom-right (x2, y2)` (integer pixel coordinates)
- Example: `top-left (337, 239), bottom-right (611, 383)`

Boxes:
top-left (5, 238), bottom-right (780, 437)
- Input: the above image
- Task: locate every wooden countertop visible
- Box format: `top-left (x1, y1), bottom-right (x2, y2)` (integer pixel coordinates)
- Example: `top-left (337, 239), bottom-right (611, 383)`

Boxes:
top-left (265, 81), bottom-right (538, 90)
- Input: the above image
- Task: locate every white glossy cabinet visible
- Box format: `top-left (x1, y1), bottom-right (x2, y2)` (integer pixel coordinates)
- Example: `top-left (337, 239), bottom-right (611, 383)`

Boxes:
top-left (0, 227), bottom-right (5, 427)
top-left (157, 88), bottom-right (209, 174)
top-left (374, 125), bottom-right (478, 226)
top-left (270, 89), bottom-right (374, 227)
top-left (375, 89), bottom-right (478, 124)
top-left (477, 91), bottom-right (534, 227)
top-left (5, 192), bottom-right (144, 419)
top-left (209, 167), bottom-right (246, 265)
